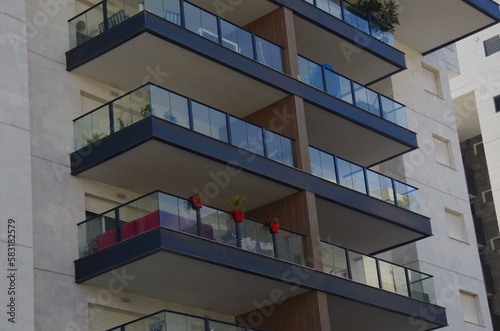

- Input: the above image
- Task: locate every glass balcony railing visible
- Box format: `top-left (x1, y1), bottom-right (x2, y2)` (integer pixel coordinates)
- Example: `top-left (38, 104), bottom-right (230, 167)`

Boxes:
top-left (302, 0), bottom-right (395, 47)
top-left (78, 191), bottom-right (307, 266)
top-left (107, 309), bottom-right (264, 331)
top-left (73, 83), bottom-right (295, 167)
top-left (320, 241), bottom-right (436, 304)
top-left (68, 0), bottom-right (283, 71)
top-left (309, 146), bottom-right (420, 213)
top-left (298, 55), bottom-right (407, 127)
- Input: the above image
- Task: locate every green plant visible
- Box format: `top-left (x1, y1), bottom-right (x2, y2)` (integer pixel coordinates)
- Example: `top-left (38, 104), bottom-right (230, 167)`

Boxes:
top-left (140, 103), bottom-right (153, 118)
top-left (226, 195), bottom-right (247, 212)
top-left (85, 132), bottom-right (105, 145)
top-left (117, 116), bottom-right (126, 129)
top-left (267, 217), bottom-right (279, 224)
top-left (354, 0), bottom-right (399, 32)
top-left (164, 109), bottom-right (178, 124)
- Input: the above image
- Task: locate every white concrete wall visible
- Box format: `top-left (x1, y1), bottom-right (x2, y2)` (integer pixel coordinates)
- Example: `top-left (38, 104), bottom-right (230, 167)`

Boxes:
top-left (20, 0), bottom-right (238, 329)
top-left (381, 43), bottom-right (493, 330)
top-left (0, 2), bottom-right (35, 330)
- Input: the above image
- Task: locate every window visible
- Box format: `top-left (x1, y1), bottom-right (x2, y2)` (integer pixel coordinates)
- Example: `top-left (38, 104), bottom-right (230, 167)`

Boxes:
top-left (446, 210), bottom-right (467, 242)
top-left (422, 65), bottom-right (441, 96)
top-left (460, 291), bottom-right (481, 325)
top-left (482, 190), bottom-right (493, 204)
top-left (473, 142), bottom-right (484, 155)
top-left (495, 95), bottom-right (500, 113)
top-left (88, 304), bottom-right (143, 331)
top-left (80, 91), bottom-right (107, 114)
top-left (491, 236), bottom-right (500, 250)
top-left (484, 35), bottom-right (500, 57)
top-left (433, 136), bottom-right (453, 167)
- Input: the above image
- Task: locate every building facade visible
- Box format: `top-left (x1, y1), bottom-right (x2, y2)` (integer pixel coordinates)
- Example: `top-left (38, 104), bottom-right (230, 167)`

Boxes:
top-left (451, 23), bottom-right (500, 329)
top-left (0, 0), bottom-right (499, 330)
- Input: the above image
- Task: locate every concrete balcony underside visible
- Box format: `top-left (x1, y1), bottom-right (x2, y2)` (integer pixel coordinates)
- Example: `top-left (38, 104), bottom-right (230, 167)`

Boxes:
top-left (66, 13), bottom-right (417, 166)
top-left (74, 228), bottom-right (447, 330)
top-left (70, 117), bottom-right (431, 254)
top-left (396, 0), bottom-right (500, 54)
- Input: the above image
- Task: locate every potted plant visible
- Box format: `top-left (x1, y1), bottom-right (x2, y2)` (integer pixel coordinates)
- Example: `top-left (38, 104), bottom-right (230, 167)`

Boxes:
top-left (351, 0), bottom-right (399, 32)
top-left (189, 192), bottom-right (203, 209)
top-left (226, 195), bottom-right (246, 222)
top-left (85, 132), bottom-right (105, 145)
top-left (267, 218), bottom-right (280, 233)
top-left (140, 103), bottom-right (153, 118)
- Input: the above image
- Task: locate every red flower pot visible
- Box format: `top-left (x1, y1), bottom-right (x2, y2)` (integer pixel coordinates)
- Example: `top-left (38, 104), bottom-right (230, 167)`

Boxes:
top-left (232, 210), bottom-right (245, 222)
top-left (269, 222), bottom-right (280, 233)
top-left (190, 196), bottom-right (203, 209)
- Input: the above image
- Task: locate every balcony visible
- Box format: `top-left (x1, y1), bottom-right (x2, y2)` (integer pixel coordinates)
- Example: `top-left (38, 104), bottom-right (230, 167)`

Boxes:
top-left (321, 241), bottom-right (435, 304)
top-left (299, 55), bottom-right (407, 128)
top-left (301, 0), bottom-right (500, 55)
top-left (75, 192), bottom-right (445, 330)
top-left (107, 309), bottom-right (263, 331)
top-left (78, 191), bottom-right (306, 266)
top-left (69, 0), bottom-right (283, 72)
top-left (71, 102), bottom-right (430, 254)
top-left (395, 0), bottom-right (500, 54)
top-left (302, 0), bottom-right (395, 47)
top-left (67, 4), bottom-right (417, 166)
top-left (310, 146), bottom-right (420, 213)
top-left (74, 83), bottom-right (294, 167)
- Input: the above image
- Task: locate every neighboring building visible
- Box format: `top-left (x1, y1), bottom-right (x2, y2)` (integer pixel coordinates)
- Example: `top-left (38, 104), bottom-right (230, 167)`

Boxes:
top-left (451, 23), bottom-right (500, 330)
top-left (1, 0), bottom-right (499, 330)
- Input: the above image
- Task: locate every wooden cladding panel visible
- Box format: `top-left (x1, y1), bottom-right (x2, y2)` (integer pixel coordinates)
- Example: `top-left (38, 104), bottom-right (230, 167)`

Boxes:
top-left (246, 191), bottom-right (309, 234)
top-left (246, 191), bottom-right (323, 269)
top-left (236, 291), bottom-right (331, 331)
top-left (244, 95), bottom-right (310, 171)
top-left (244, 7), bottom-right (299, 77)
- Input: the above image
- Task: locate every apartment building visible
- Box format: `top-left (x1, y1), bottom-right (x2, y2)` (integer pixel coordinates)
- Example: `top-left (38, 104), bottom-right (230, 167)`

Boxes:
top-left (1, 0), bottom-right (499, 330)
top-left (451, 24), bottom-right (500, 329)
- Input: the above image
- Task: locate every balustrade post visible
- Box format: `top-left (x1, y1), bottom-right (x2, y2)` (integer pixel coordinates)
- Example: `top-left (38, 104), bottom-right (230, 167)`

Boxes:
top-left (109, 102), bottom-right (115, 134)
top-left (375, 259), bottom-right (383, 290)
top-left (114, 208), bottom-right (121, 243)
top-left (272, 232), bottom-right (279, 259)
top-left (102, 0), bottom-right (109, 31)
top-left (405, 269), bottom-right (413, 298)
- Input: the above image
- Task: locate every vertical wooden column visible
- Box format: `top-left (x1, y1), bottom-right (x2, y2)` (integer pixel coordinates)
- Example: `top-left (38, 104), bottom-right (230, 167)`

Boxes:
top-left (241, 8), bottom-right (329, 331)
top-left (237, 291), bottom-right (331, 331)
top-left (246, 191), bottom-right (323, 270)
top-left (243, 7), bottom-right (308, 170)
top-left (244, 7), bottom-right (299, 78)
top-left (245, 95), bottom-right (310, 172)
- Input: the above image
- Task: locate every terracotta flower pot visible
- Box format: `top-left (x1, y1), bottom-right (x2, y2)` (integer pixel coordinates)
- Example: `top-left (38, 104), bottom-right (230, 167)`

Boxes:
top-left (269, 222), bottom-right (280, 233)
top-left (232, 210), bottom-right (245, 222)
top-left (190, 196), bottom-right (203, 209)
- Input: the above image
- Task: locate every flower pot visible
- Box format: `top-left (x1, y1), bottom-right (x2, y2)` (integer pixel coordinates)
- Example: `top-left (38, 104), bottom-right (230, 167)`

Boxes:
top-left (269, 222), bottom-right (280, 233)
top-left (232, 210), bottom-right (244, 222)
top-left (190, 196), bottom-right (203, 209)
